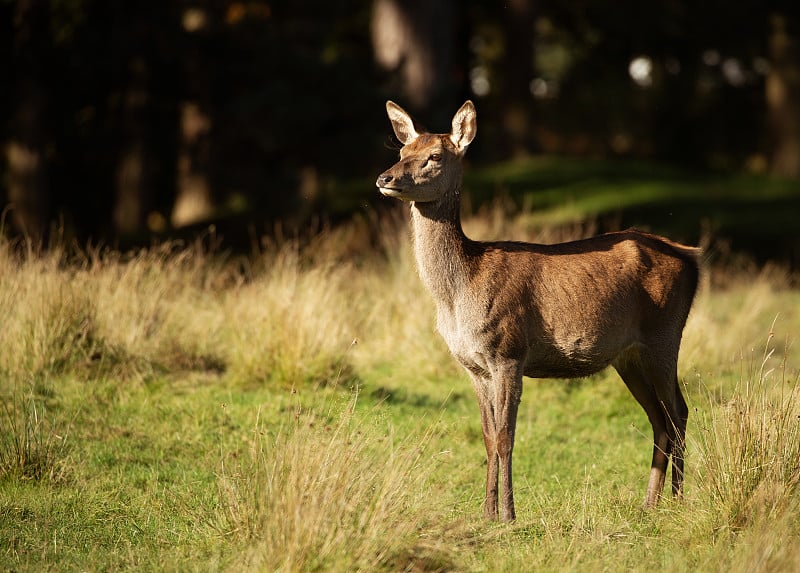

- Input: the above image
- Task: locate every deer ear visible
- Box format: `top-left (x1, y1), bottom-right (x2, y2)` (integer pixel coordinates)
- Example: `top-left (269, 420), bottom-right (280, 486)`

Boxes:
top-left (386, 101), bottom-right (419, 145)
top-left (450, 100), bottom-right (477, 154)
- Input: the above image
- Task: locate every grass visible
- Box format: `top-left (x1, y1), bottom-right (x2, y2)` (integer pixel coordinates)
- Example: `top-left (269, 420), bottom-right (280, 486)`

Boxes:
top-left (218, 394), bottom-right (454, 571)
top-left (692, 323), bottom-right (800, 529)
top-left (0, 391), bottom-right (70, 482)
top-left (1, 204), bottom-right (799, 571)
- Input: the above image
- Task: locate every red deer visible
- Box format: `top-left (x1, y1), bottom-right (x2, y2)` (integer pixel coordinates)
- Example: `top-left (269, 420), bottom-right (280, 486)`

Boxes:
top-left (376, 100), bottom-right (700, 521)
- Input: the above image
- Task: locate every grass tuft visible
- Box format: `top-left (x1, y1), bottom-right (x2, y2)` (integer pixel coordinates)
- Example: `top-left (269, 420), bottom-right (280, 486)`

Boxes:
top-left (218, 394), bottom-right (455, 572)
top-left (0, 391), bottom-right (70, 482)
top-left (222, 242), bottom-right (363, 387)
top-left (692, 320), bottom-right (800, 529)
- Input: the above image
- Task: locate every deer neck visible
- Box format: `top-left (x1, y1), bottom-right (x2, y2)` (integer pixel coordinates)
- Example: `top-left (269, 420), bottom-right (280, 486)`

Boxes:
top-left (410, 183), bottom-right (473, 307)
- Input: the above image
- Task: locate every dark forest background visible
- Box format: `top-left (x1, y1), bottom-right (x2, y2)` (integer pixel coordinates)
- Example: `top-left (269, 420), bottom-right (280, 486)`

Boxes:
top-left (2, 0), bottom-right (799, 247)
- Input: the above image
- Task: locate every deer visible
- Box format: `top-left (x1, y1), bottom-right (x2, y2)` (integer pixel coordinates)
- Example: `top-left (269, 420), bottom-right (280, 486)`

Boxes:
top-left (375, 100), bottom-right (700, 522)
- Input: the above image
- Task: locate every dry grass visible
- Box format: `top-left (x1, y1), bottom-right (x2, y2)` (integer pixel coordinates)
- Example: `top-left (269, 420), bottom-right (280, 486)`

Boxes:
top-left (691, 324), bottom-right (800, 529)
top-left (221, 243), bottom-right (362, 387)
top-left (0, 239), bottom-right (232, 384)
top-left (218, 397), bottom-right (456, 572)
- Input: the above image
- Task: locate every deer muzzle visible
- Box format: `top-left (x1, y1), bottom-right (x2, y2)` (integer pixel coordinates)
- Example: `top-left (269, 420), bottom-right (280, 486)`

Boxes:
top-left (376, 173), bottom-right (404, 198)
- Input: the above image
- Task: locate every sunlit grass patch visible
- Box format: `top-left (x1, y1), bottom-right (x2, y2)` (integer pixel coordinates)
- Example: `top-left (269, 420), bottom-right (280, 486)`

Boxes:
top-left (218, 395), bottom-right (456, 572)
top-left (680, 264), bottom-right (799, 384)
top-left (86, 243), bottom-right (232, 377)
top-left (221, 242), bottom-right (362, 388)
top-left (0, 239), bottom-right (232, 384)
top-left (691, 323), bottom-right (800, 530)
top-left (0, 245), bottom-right (106, 381)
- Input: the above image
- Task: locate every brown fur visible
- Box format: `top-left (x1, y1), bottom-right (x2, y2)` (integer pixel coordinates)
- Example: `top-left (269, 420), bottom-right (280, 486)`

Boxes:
top-left (377, 100), bottom-right (700, 521)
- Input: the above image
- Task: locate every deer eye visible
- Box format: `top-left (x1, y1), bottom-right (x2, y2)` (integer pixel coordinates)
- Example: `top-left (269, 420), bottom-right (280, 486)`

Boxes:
top-left (429, 153), bottom-right (442, 162)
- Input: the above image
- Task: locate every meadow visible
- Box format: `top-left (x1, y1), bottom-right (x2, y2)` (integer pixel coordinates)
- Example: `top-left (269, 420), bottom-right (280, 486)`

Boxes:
top-left (1, 180), bottom-right (800, 571)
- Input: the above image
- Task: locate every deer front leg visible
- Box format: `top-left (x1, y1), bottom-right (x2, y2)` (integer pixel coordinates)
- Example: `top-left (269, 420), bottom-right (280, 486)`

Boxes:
top-left (478, 400), bottom-right (499, 519)
top-left (493, 363), bottom-right (523, 522)
top-left (469, 372), bottom-right (499, 519)
top-left (467, 376), bottom-right (499, 519)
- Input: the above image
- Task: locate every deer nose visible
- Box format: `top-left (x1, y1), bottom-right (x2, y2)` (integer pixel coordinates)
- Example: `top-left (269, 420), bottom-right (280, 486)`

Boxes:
top-left (376, 174), bottom-right (394, 187)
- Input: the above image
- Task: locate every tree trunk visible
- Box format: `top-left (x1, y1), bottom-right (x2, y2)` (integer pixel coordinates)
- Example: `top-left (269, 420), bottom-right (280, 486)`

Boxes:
top-left (172, 3), bottom-right (214, 228)
top-left (6, 0), bottom-right (51, 241)
top-left (371, 0), bottom-right (459, 117)
top-left (113, 56), bottom-right (156, 235)
top-left (499, 0), bottom-right (537, 157)
top-left (767, 12), bottom-right (800, 178)
top-left (172, 102), bottom-right (213, 227)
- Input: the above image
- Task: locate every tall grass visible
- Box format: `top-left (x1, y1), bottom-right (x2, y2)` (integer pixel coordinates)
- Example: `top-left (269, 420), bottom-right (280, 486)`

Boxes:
top-left (681, 265), bottom-right (795, 376)
top-left (218, 395), bottom-right (455, 572)
top-left (0, 238), bottom-right (231, 384)
top-left (221, 242), bottom-right (362, 387)
top-left (0, 243), bottom-right (98, 382)
top-left (0, 233), bottom-right (365, 388)
top-left (86, 242), bottom-right (233, 376)
top-left (0, 392), bottom-right (69, 481)
top-left (691, 323), bottom-right (800, 529)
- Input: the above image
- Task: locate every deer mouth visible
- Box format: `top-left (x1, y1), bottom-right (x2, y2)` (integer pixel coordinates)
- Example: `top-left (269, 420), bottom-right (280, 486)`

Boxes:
top-left (378, 186), bottom-right (406, 199)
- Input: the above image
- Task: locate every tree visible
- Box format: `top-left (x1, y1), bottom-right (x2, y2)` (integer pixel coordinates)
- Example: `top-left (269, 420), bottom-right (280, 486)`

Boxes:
top-left (371, 0), bottom-right (461, 118)
top-left (6, 0), bottom-right (51, 240)
top-left (766, 11), bottom-right (800, 178)
top-left (171, 1), bottom-right (216, 228)
top-left (110, 1), bottom-right (179, 237)
top-left (498, 0), bottom-right (537, 156)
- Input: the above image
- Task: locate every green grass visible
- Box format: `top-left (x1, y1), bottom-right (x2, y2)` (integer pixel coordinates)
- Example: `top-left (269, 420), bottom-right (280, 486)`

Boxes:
top-left (1, 209), bottom-right (800, 571)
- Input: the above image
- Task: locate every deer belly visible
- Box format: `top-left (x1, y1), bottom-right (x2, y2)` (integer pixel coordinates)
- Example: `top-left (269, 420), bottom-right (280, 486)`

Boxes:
top-left (524, 334), bottom-right (619, 378)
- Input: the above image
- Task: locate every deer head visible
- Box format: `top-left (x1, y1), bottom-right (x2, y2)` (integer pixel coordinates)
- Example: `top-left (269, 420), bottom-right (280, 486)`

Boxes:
top-left (376, 100), bottom-right (477, 203)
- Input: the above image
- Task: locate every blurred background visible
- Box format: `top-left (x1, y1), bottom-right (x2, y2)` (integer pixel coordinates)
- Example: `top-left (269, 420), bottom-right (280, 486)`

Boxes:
top-left (1, 0), bottom-right (799, 260)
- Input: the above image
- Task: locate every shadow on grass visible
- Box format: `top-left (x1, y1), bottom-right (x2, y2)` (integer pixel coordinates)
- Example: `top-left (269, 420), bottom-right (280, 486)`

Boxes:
top-left (369, 384), bottom-right (469, 409)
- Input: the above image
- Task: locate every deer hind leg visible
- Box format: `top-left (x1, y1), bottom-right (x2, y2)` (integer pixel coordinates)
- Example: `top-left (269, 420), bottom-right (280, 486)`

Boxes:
top-left (644, 355), bottom-right (686, 504)
top-left (671, 378), bottom-right (689, 500)
top-left (614, 352), bottom-right (673, 510)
